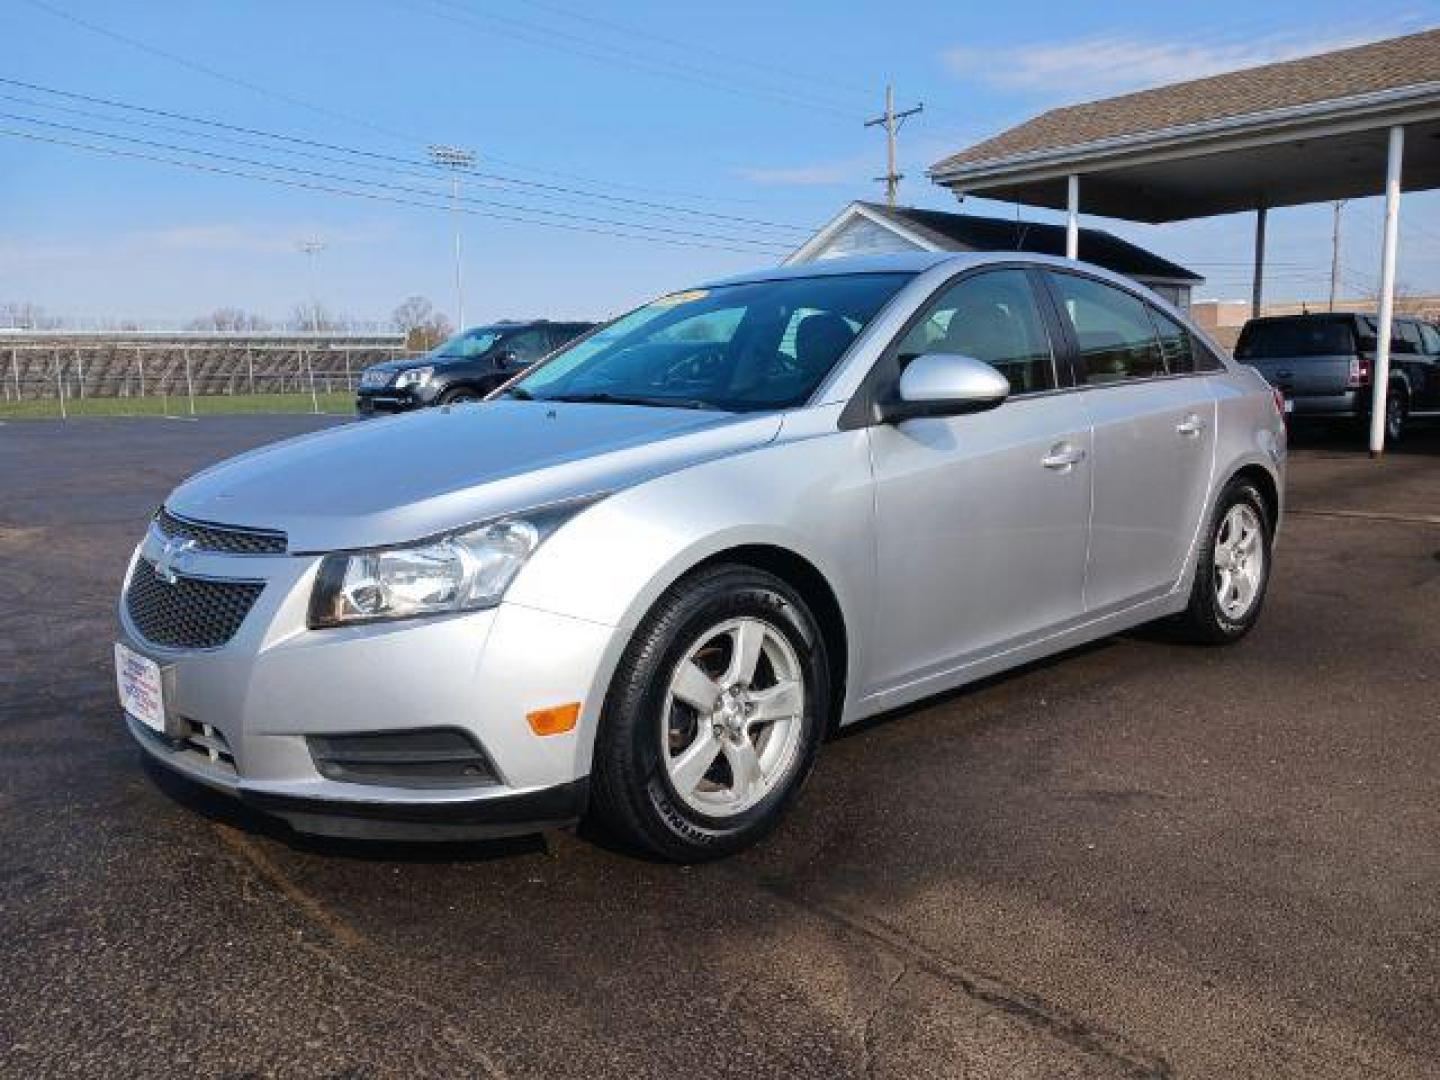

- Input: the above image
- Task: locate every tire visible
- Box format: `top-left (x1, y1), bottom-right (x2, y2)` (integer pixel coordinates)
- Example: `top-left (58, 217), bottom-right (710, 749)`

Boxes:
top-left (1172, 478), bottom-right (1273, 644)
top-left (589, 564), bottom-right (830, 862)
top-left (1385, 386), bottom-right (1408, 444)
top-left (438, 386), bottom-right (482, 406)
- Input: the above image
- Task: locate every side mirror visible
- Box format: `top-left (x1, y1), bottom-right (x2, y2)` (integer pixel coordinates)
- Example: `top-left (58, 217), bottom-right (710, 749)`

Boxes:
top-left (493, 348), bottom-right (519, 366)
top-left (879, 353), bottom-right (1010, 423)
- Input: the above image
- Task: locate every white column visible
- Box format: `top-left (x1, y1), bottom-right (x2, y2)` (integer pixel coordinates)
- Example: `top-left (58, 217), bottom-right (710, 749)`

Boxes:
top-left (1065, 174), bottom-right (1079, 260)
top-left (1369, 125), bottom-right (1405, 457)
top-left (1251, 207), bottom-right (1267, 318)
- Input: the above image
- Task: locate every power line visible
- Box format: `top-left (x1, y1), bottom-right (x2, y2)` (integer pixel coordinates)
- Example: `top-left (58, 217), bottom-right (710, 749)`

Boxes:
top-left (0, 77), bottom-right (814, 234)
top-left (17, 0), bottom-right (775, 209)
top-left (0, 126), bottom-right (791, 256)
top-left (397, 0), bottom-right (858, 120)
top-left (1, 109), bottom-right (793, 250)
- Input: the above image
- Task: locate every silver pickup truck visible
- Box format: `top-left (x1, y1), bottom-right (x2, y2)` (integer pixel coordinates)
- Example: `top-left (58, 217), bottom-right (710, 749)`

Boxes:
top-left (1235, 313), bottom-right (1440, 442)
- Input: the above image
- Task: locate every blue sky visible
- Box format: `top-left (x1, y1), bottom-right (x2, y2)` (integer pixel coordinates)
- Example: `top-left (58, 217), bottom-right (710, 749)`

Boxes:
top-left (3, 0), bottom-right (1438, 328)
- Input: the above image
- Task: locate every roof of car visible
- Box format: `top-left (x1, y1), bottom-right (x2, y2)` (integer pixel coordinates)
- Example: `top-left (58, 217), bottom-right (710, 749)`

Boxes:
top-left (702, 250), bottom-right (1141, 288)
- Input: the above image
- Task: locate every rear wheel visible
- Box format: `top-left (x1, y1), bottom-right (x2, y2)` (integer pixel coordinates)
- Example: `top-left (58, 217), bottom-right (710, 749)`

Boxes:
top-left (590, 565), bottom-right (828, 862)
top-left (1172, 478), bottom-right (1272, 644)
top-left (1385, 386), bottom-right (1408, 444)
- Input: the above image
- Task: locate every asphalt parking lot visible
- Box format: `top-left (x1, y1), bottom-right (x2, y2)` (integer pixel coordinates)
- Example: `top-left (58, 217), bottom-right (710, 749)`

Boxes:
top-left (2, 415), bottom-right (1438, 1079)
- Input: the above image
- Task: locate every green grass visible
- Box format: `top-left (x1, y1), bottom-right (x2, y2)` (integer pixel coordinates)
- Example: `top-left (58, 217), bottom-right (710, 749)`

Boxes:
top-left (0, 391), bottom-right (356, 420)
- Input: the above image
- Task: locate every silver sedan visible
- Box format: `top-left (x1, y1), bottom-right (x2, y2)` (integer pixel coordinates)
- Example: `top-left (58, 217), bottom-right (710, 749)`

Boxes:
top-left (116, 252), bottom-right (1285, 861)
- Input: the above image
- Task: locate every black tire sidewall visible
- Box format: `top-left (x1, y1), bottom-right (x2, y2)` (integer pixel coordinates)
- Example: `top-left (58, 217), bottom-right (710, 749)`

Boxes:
top-left (598, 567), bottom-right (829, 859)
top-left (1196, 481), bottom-right (1272, 640)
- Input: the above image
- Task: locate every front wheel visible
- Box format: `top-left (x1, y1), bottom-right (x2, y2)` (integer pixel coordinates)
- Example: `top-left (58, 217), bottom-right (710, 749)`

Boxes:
top-left (1171, 478), bottom-right (1273, 644)
top-left (437, 386), bottom-right (482, 406)
top-left (589, 565), bottom-right (829, 862)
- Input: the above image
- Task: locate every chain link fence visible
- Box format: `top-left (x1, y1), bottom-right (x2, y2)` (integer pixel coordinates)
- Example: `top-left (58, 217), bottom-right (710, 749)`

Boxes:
top-left (0, 335), bottom-right (415, 419)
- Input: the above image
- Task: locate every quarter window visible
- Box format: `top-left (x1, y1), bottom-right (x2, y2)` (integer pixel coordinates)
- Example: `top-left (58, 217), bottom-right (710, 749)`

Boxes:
top-left (895, 269), bottom-right (1056, 394)
top-left (1420, 323), bottom-right (1440, 355)
top-left (1047, 273), bottom-right (1166, 383)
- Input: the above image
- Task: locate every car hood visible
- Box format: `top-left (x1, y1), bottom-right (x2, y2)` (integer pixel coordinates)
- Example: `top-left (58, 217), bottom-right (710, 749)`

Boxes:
top-left (166, 402), bottom-right (782, 551)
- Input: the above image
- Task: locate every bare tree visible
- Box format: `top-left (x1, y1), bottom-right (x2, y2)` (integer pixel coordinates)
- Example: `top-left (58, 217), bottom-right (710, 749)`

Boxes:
top-left (0, 301), bottom-right (62, 330)
top-left (287, 301), bottom-right (343, 333)
top-left (186, 307), bottom-right (273, 332)
top-left (391, 295), bottom-right (453, 351)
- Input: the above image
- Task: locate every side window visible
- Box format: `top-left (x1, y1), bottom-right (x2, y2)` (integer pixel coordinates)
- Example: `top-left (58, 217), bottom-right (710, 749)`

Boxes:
top-left (1047, 273), bottom-right (1167, 383)
top-left (502, 328), bottom-right (548, 363)
top-left (1420, 323), bottom-right (1440, 355)
top-left (895, 269), bottom-right (1057, 394)
top-left (1395, 321), bottom-right (1422, 355)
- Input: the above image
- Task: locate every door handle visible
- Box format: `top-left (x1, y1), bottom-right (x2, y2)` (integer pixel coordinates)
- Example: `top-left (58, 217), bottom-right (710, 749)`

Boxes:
top-left (1041, 443), bottom-right (1086, 471)
top-left (1176, 414), bottom-right (1204, 437)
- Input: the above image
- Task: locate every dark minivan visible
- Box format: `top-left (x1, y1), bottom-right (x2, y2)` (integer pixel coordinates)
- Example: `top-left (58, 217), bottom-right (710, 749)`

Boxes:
top-left (1235, 312), bottom-right (1440, 441)
top-left (356, 320), bottom-right (595, 416)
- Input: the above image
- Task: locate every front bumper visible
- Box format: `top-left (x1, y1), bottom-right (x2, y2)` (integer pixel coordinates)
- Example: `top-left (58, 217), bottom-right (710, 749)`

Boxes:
top-left (118, 538), bottom-right (621, 840)
top-left (355, 388), bottom-right (428, 416)
top-left (128, 715), bottom-right (589, 839)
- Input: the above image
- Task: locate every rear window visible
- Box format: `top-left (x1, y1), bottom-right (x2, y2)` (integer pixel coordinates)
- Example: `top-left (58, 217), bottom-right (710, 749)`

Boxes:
top-left (1235, 318), bottom-right (1356, 360)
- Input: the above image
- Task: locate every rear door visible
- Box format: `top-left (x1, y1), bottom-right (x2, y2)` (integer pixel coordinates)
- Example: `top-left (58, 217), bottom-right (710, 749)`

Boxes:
top-left (1418, 323), bottom-right (1440, 410)
top-left (1041, 270), bottom-right (1217, 614)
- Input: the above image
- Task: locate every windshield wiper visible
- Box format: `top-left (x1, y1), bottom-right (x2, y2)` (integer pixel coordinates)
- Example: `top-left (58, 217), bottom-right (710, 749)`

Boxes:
top-left (542, 392), bottom-right (714, 410)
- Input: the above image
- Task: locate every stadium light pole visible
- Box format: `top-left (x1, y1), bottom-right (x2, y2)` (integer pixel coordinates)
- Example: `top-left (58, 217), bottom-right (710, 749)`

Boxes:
top-left (428, 144), bottom-right (476, 329)
top-left (298, 237), bottom-right (326, 333)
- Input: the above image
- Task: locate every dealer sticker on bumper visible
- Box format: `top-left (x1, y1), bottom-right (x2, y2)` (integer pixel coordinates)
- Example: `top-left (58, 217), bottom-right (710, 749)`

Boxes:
top-left (115, 642), bottom-right (165, 734)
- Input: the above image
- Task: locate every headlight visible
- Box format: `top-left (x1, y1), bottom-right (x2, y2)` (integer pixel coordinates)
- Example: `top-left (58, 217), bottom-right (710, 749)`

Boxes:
top-left (307, 498), bottom-right (601, 628)
top-left (394, 366), bottom-right (434, 389)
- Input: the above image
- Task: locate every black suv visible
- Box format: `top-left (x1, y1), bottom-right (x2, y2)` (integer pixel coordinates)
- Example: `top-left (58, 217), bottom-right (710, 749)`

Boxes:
top-left (356, 320), bottom-right (595, 416)
top-left (1235, 312), bottom-right (1440, 441)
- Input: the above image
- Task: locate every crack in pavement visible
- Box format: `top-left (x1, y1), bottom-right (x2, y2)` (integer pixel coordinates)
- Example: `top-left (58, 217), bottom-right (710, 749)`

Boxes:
top-left (859, 959), bottom-right (908, 1080)
top-left (749, 875), bottom-right (1172, 1079)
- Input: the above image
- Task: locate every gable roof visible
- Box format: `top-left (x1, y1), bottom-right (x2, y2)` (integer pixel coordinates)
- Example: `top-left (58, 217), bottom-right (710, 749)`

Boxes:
top-left (933, 29), bottom-right (1440, 174)
top-left (849, 202), bottom-right (1201, 283)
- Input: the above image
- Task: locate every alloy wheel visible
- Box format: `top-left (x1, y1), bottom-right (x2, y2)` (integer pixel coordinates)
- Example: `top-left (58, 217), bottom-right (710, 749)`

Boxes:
top-left (660, 617), bottom-right (805, 817)
top-left (1214, 503), bottom-right (1264, 620)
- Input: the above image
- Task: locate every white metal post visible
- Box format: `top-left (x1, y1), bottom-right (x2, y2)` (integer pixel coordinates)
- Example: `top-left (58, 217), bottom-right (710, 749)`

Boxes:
top-left (183, 346), bottom-right (196, 415)
top-left (75, 348), bottom-right (84, 398)
top-left (1252, 207), bottom-right (1267, 318)
top-left (306, 349), bottom-right (320, 413)
top-left (136, 348), bottom-right (145, 398)
top-left (10, 347), bottom-right (19, 402)
top-left (1369, 125), bottom-right (1405, 457)
top-left (54, 349), bottom-right (67, 419)
top-left (1065, 174), bottom-right (1080, 260)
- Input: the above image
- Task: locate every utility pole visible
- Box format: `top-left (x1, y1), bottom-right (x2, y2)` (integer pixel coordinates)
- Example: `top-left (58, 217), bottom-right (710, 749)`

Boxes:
top-left (1328, 200), bottom-right (1346, 312)
top-left (429, 144), bottom-right (476, 328)
top-left (298, 237), bottom-right (326, 333)
top-left (865, 84), bottom-right (923, 208)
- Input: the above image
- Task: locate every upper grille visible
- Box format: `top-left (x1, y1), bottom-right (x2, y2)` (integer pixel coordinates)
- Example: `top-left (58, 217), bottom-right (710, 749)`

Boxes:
top-left (125, 558), bottom-right (265, 650)
top-left (156, 508), bottom-right (286, 556)
top-left (359, 369), bottom-right (391, 389)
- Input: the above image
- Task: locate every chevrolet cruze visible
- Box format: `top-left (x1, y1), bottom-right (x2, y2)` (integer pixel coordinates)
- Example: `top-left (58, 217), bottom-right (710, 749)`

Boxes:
top-left (117, 253), bottom-right (1285, 861)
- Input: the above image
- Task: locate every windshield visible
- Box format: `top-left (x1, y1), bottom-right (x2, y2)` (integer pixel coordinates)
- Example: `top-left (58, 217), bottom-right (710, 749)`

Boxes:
top-left (1235, 318), bottom-right (1356, 360)
top-left (430, 328), bottom-right (504, 359)
top-left (508, 273), bottom-right (912, 411)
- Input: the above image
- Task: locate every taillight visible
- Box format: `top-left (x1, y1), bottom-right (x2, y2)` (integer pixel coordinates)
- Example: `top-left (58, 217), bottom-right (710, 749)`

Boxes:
top-left (1348, 357), bottom-right (1372, 388)
top-left (1271, 386), bottom-right (1286, 418)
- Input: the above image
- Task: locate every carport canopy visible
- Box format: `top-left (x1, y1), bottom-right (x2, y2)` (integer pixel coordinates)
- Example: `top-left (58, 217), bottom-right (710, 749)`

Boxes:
top-left (929, 29), bottom-right (1440, 455)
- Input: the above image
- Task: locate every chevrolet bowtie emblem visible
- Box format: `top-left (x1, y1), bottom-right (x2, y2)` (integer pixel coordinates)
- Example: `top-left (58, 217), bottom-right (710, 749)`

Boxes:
top-left (153, 537), bottom-right (197, 585)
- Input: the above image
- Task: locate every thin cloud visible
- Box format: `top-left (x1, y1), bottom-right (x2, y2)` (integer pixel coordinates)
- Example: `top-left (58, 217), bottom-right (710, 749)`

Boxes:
top-left (944, 26), bottom-right (1425, 100)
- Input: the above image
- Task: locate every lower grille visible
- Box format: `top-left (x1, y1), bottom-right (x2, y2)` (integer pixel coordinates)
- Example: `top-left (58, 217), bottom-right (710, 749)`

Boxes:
top-left (308, 729), bottom-right (499, 789)
top-left (125, 558), bottom-right (264, 650)
top-left (180, 720), bottom-right (237, 775)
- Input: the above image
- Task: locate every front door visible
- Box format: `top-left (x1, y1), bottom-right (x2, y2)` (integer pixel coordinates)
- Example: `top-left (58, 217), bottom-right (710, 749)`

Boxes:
top-left (865, 268), bottom-right (1092, 697)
